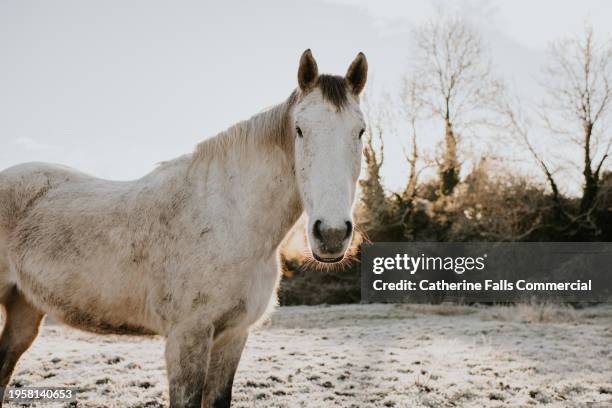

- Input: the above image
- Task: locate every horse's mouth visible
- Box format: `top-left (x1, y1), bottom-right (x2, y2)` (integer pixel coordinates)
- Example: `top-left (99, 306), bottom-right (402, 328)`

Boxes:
top-left (312, 253), bottom-right (345, 264)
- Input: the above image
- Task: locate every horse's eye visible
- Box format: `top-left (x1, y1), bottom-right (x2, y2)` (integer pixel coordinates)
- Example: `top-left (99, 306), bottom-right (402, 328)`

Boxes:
top-left (359, 128), bottom-right (366, 139)
top-left (296, 126), bottom-right (303, 138)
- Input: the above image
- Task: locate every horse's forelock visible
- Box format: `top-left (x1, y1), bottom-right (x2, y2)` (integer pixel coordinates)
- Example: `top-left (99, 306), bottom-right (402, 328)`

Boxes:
top-left (315, 75), bottom-right (348, 110)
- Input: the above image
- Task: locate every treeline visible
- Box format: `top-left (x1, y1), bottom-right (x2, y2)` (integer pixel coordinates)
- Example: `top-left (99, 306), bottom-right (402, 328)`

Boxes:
top-left (280, 14), bottom-right (612, 305)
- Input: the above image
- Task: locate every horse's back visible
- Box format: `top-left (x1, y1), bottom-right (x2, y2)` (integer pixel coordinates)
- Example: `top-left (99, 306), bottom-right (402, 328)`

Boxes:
top-left (0, 162), bottom-right (89, 235)
top-left (0, 161), bottom-right (136, 268)
top-left (0, 163), bottom-right (86, 299)
top-left (0, 163), bottom-right (154, 330)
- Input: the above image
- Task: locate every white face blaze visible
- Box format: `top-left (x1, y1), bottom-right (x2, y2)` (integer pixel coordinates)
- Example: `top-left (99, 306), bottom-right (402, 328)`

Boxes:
top-left (293, 89), bottom-right (365, 262)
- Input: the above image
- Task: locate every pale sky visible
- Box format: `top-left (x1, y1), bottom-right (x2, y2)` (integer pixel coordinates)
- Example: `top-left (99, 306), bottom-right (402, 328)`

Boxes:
top-left (2, 0), bottom-right (612, 192)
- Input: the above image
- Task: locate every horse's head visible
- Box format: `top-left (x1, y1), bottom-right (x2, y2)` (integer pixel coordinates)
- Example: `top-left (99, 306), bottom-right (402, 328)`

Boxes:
top-left (292, 49), bottom-right (367, 263)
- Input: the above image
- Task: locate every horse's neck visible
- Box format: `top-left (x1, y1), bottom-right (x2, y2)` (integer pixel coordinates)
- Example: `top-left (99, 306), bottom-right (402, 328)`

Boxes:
top-left (185, 136), bottom-right (302, 256)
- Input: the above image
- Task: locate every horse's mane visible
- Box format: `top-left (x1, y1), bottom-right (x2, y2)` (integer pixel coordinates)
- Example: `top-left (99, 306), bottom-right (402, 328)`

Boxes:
top-left (192, 91), bottom-right (299, 164)
top-left (191, 75), bottom-right (348, 165)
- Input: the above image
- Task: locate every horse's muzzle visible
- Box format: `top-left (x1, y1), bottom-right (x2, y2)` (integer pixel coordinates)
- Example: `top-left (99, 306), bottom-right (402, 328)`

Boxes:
top-left (310, 219), bottom-right (352, 262)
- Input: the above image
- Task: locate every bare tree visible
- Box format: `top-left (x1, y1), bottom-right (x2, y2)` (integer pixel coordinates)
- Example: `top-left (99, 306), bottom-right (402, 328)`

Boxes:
top-left (411, 13), bottom-right (501, 197)
top-left (358, 94), bottom-right (388, 229)
top-left (498, 94), bottom-right (562, 208)
top-left (540, 23), bottom-right (612, 214)
top-left (400, 78), bottom-right (425, 201)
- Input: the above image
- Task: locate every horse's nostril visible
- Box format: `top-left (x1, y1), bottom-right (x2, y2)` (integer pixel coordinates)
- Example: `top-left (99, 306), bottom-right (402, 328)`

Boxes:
top-left (313, 219), bottom-right (323, 241)
top-left (345, 221), bottom-right (353, 240)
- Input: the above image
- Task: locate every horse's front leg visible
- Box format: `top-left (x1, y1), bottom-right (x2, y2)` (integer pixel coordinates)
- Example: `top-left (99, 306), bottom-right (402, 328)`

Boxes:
top-left (165, 317), bottom-right (214, 408)
top-left (204, 331), bottom-right (248, 408)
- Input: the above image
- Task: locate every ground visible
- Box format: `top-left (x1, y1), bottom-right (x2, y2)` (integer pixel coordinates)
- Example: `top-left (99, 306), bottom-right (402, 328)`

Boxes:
top-left (5, 303), bottom-right (612, 407)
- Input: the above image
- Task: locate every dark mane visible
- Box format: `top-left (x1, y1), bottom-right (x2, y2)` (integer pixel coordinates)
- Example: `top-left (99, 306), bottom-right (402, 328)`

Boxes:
top-left (316, 74), bottom-right (348, 110)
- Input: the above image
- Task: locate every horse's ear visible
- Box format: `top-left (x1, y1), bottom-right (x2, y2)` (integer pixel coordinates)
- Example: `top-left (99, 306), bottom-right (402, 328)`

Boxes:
top-left (298, 49), bottom-right (319, 91)
top-left (345, 52), bottom-right (368, 95)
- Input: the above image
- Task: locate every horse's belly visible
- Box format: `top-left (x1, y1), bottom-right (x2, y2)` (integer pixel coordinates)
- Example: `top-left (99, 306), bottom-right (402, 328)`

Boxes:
top-left (16, 265), bottom-right (156, 336)
top-left (50, 308), bottom-right (156, 335)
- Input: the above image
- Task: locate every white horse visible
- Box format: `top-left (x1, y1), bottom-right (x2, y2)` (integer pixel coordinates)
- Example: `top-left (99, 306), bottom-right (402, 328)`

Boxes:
top-left (0, 49), bottom-right (367, 407)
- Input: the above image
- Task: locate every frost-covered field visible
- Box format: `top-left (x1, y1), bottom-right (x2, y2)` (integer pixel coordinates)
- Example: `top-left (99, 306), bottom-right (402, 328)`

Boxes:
top-left (7, 303), bottom-right (612, 407)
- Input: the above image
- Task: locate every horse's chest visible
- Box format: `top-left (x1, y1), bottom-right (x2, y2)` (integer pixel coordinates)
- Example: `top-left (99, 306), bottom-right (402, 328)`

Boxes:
top-left (168, 253), bottom-right (281, 334)
top-left (217, 259), bottom-right (280, 333)
top-left (244, 266), bottom-right (280, 324)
